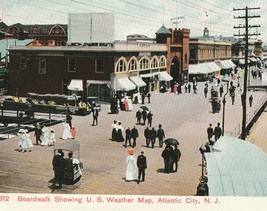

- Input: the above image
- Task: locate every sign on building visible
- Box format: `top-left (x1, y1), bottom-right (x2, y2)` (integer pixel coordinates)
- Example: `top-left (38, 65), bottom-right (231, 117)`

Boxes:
top-left (68, 13), bottom-right (115, 44)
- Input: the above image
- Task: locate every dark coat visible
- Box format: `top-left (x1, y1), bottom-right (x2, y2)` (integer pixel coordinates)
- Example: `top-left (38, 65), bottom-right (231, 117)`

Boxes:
top-left (131, 128), bottom-right (139, 139)
top-left (144, 128), bottom-right (151, 138)
top-left (125, 128), bottom-right (132, 139)
top-left (157, 128), bottom-right (165, 139)
top-left (52, 154), bottom-right (65, 172)
top-left (35, 127), bottom-right (42, 137)
top-left (137, 154), bottom-right (147, 169)
top-left (207, 127), bottom-right (214, 138)
top-left (214, 126), bottom-right (222, 137)
top-left (150, 128), bottom-right (157, 139)
top-left (147, 112), bottom-right (153, 121)
top-left (93, 109), bottom-right (99, 117)
top-left (172, 148), bottom-right (181, 162)
top-left (136, 110), bottom-right (142, 119)
top-left (142, 110), bottom-right (147, 119)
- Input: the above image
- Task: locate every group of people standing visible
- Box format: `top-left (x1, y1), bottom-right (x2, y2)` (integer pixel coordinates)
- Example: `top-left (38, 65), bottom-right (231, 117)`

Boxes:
top-left (135, 109), bottom-right (153, 126)
top-left (161, 145), bottom-right (181, 173)
top-left (111, 120), bottom-right (139, 148)
top-left (34, 123), bottom-right (56, 146)
top-left (144, 124), bottom-right (165, 148)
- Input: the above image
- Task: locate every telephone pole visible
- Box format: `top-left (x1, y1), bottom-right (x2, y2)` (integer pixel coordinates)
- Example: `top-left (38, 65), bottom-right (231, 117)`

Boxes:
top-left (233, 7), bottom-right (260, 140)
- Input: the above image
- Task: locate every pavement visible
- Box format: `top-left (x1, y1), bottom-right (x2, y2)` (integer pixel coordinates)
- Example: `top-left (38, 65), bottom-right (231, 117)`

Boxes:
top-left (0, 71), bottom-right (266, 195)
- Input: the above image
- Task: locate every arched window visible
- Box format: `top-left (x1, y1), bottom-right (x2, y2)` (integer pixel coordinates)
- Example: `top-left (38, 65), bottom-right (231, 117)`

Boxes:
top-left (151, 57), bottom-right (159, 68)
top-left (128, 57), bottom-right (137, 71)
top-left (116, 58), bottom-right (127, 73)
top-left (159, 56), bottom-right (166, 67)
top-left (139, 57), bottom-right (150, 70)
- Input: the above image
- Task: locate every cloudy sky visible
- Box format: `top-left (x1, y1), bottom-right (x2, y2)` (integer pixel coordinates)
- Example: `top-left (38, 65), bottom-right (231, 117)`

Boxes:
top-left (0, 0), bottom-right (266, 44)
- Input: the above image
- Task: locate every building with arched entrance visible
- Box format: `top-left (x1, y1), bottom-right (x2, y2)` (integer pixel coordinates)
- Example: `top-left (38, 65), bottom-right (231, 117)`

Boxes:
top-left (156, 25), bottom-right (190, 88)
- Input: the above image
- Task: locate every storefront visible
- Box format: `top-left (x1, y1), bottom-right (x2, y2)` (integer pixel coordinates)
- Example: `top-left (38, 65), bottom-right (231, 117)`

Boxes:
top-left (86, 80), bottom-right (111, 102)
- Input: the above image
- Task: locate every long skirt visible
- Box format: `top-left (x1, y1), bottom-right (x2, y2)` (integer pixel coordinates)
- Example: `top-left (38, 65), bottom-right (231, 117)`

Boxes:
top-left (117, 129), bottom-right (124, 142)
top-left (112, 129), bottom-right (117, 141)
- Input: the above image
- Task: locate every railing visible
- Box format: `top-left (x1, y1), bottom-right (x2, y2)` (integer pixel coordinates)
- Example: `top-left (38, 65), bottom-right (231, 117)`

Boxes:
top-left (227, 93), bottom-right (267, 138)
top-left (246, 93), bottom-right (267, 126)
top-left (0, 111), bottom-right (64, 140)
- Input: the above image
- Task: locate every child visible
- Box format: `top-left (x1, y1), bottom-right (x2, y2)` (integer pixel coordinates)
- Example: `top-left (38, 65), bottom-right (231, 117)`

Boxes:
top-left (71, 127), bottom-right (77, 139)
top-left (48, 129), bottom-right (56, 146)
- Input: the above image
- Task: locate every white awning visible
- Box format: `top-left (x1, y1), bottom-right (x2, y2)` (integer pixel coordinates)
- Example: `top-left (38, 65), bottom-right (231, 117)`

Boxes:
top-left (129, 76), bottom-right (146, 87)
top-left (206, 62), bottom-right (221, 72)
top-left (205, 136), bottom-right (267, 196)
top-left (158, 71), bottom-right (173, 81)
top-left (87, 80), bottom-right (110, 85)
top-left (140, 72), bottom-right (159, 78)
top-left (189, 63), bottom-right (218, 75)
top-left (68, 79), bottom-right (83, 91)
top-left (219, 60), bottom-right (232, 69)
top-left (87, 80), bottom-right (111, 89)
top-left (227, 60), bottom-right (236, 68)
top-left (116, 78), bottom-right (136, 91)
top-left (140, 73), bottom-right (153, 78)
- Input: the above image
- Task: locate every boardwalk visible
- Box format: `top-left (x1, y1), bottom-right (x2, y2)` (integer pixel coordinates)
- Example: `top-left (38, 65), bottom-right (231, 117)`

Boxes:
top-left (0, 74), bottom-right (266, 195)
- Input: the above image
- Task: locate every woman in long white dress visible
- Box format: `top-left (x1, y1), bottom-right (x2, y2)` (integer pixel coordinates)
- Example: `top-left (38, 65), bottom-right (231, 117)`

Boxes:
top-left (62, 121), bottom-right (72, 140)
top-left (127, 98), bottom-right (133, 111)
top-left (23, 130), bottom-right (33, 151)
top-left (41, 125), bottom-right (49, 146)
top-left (125, 149), bottom-right (137, 181)
top-left (17, 129), bottom-right (33, 152)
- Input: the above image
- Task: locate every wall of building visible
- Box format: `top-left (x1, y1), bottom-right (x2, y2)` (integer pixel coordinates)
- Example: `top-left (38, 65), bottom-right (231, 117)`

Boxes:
top-left (8, 49), bottom-right (114, 98)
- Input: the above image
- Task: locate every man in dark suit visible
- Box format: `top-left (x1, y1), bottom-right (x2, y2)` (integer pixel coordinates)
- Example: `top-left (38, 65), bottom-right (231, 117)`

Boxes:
top-left (214, 122), bottom-right (222, 141)
top-left (136, 110), bottom-right (142, 125)
top-left (141, 92), bottom-right (145, 104)
top-left (52, 149), bottom-right (65, 188)
top-left (157, 124), bottom-right (165, 148)
top-left (207, 123), bottom-right (213, 142)
top-left (131, 126), bottom-right (139, 148)
top-left (124, 127), bottom-right (132, 148)
top-left (137, 151), bottom-right (147, 184)
top-left (142, 109), bottom-right (147, 125)
top-left (150, 127), bottom-right (157, 148)
top-left (147, 111), bottom-right (153, 127)
top-left (34, 123), bottom-right (42, 145)
top-left (147, 92), bottom-right (151, 103)
top-left (144, 126), bottom-right (151, 147)
top-left (172, 145), bottom-right (181, 172)
top-left (92, 107), bottom-right (99, 126)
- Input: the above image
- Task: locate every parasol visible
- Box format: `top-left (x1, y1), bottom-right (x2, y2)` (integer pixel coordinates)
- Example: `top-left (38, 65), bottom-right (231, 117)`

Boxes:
top-left (164, 138), bottom-right (179, 146)
top-left (140, 106), bottom-right (149, 111)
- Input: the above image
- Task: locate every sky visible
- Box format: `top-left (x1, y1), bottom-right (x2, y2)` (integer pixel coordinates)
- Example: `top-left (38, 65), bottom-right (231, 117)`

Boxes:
top-left (0, 0), bottom-right (266, 44)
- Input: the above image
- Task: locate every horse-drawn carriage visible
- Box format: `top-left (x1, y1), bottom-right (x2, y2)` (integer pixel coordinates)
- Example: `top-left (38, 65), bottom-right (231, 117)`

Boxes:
top-left (209, 88), bottom-right (221, 113)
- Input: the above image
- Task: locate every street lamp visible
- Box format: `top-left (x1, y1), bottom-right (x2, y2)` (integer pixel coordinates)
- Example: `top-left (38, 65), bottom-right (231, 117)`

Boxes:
top-left (222, 79), bottom-right (229, 136)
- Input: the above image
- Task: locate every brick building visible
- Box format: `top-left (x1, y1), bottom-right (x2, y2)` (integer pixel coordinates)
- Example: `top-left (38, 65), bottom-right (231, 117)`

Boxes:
top-left (7, 26), bottom-right (190, 102)
top-left (3, 23), bottom-right (67, 46)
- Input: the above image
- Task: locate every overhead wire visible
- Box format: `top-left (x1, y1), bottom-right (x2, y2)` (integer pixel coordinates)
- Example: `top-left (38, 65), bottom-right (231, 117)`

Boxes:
top-left (2, 0), bottom-right (261, 39)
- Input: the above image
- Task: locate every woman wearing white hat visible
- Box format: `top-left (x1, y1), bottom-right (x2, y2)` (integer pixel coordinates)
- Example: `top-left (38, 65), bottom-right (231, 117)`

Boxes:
top-left (41, 125), bottom-right (49, 146)
top-left (19, 129), bottom-right (33, 152)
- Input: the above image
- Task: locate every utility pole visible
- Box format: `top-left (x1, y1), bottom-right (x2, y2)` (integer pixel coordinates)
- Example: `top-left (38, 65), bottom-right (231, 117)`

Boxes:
top-left (233, 7), bottom-right (260, 140)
